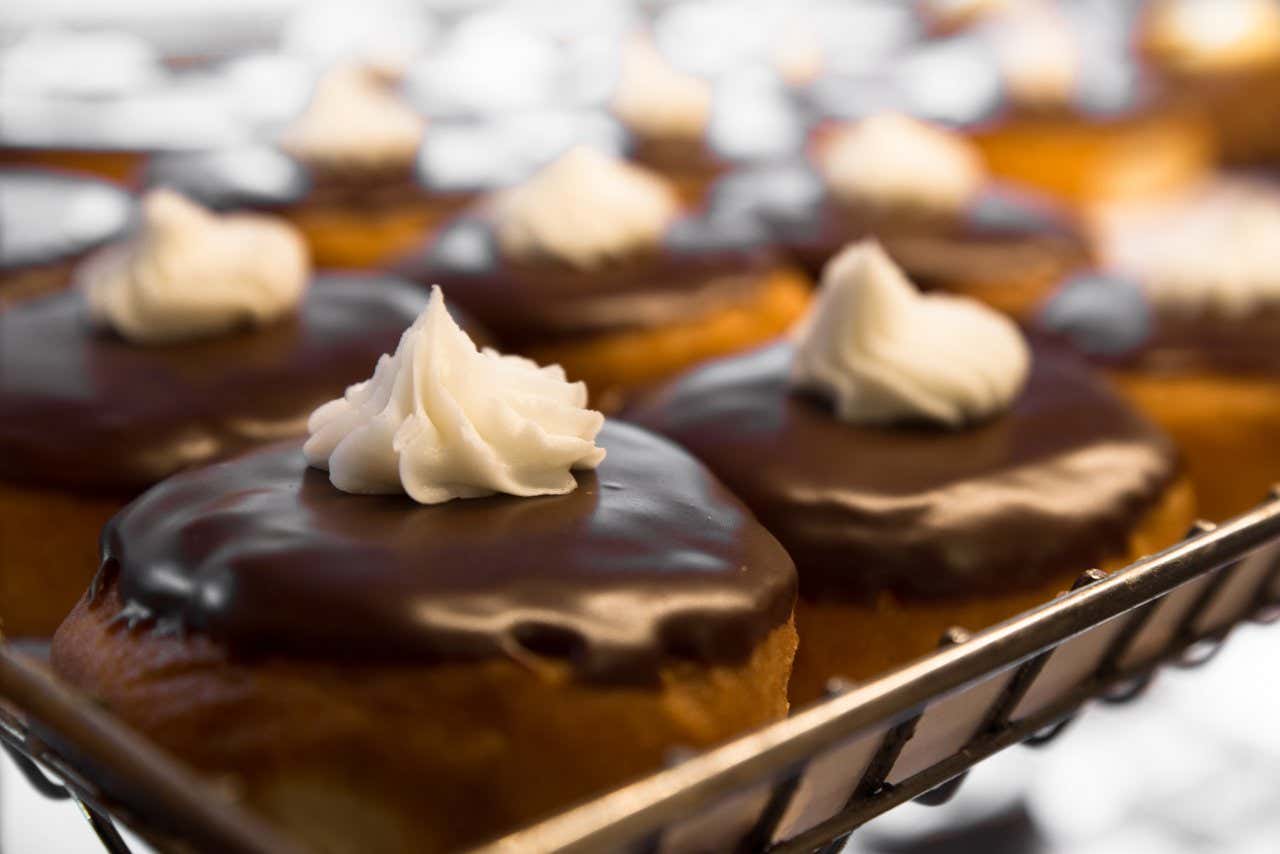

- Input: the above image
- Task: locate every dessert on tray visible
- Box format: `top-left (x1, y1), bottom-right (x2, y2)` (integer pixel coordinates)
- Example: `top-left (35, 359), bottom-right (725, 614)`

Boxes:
top-left (629, 240), bottom-right (1195, 703)
top-left (51, 288), bottom-right (798, 854)
top-left (392, 146), bottom-right (811, 409)
top-left (0, 190), bottom-right (442, 637)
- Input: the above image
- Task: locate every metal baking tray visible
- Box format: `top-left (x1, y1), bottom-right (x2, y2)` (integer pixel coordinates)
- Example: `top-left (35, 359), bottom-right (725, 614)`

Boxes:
top-left (4, 490), bottom-right (1280, 854)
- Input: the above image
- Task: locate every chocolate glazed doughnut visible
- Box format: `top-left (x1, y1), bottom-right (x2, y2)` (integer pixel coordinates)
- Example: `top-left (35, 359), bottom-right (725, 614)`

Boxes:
top-left (708, 163), bottom-right (1092, 320)
top-left (1041, 264), bottom-right (1280, 523)
top-left (53, 422), bottom-right (798, 853)
top-left (390, 212), bottom-right (811, 409)
top-left (627, 339), bottom-right (1195, 702)
top-left (0, 275), bottom-right (441, 637)
top-left (144, 146), bottom-right (467, 271)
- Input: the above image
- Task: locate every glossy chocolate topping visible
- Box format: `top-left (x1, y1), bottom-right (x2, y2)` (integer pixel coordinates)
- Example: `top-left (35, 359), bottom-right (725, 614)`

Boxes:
top-left (391, 213), bottom-right (779, 346)
top-left (143, 147), bottom-right (431, 213)
top-left (626, 340), bottom-right (1180, 601)
top-left (629, 135), bottom-right (725, 176)
top-left (1138, 307), bottom-right (1280, 375)
top-left (1039, 273), bottom-right (1280, 376)
top-left (709, 166), bottom-right (1090, 286)
top-left (98, 422), bottom-right (797, 682)
top-left (0, 275), bottom-right (434, 493)
top-left (0, 170), bottom-right (136, 270)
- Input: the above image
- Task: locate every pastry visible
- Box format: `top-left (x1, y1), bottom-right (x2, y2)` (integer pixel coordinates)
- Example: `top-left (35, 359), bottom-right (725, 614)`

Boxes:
top-left (629, 241), bottom-right (1195, 702)
top-left (52, 288), bottom-right (798, 853)
top-left (0, 168), bottom-right (135, 306)
top-left (1043, 175), bottom-right (1280, 521)
top-left (610, 36), bottom-right (723, 204)
top-left (0, 190), bottom-right (441, 637)
top-left (273, 62), bottom-right (434, 268)
top-left (141, 63), bottom-right (437, 270)
top-left (391, 146), bottom-right (811, 409)
top-left (963, 3), bottom-right (1213, 206)
top-left (1139, 0), bottom-right (1280, 165)
top-left (610, 36), bottom-right (805, 204)
top-left (710, 112), bottom-right (1092, 319)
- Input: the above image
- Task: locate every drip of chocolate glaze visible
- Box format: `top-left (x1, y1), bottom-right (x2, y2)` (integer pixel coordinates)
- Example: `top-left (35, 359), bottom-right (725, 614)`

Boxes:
top-left (625, 340), bottom-right (1181, 602)
top-left (100, 421), bottom-right (797, 684)
top-left (0, 275), bottom-right (446, 493)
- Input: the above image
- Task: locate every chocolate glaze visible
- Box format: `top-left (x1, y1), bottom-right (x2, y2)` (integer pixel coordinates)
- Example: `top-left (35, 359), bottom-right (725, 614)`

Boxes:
top-left (1039, 273), bottom-right (1280, 376)
top-left (628, 135), bottom-right (726, 178)
top-left (1137, 307), bottom-right (1280, 375)
top-left (98, 421), bottom-right (797, 683)
top-left (142, 147), bottom-right (433, 213)
top-left (709, 165), bottom-right (1090, 286)
top-left (0, 170), bottom-right (136, 270)
top-left (0, 275), bottom-right (436, 493)
top-left (390, 212), bottom-right (780, 346)
top-left (626, 340), bottom-right (1180, 602)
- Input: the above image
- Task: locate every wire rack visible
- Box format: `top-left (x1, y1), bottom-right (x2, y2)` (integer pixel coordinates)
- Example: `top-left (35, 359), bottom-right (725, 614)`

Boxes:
top-left (4, 490), bottom-right (1280, 854)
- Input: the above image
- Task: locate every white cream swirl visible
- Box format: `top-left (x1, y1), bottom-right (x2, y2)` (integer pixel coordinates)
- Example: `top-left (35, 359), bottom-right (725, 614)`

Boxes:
top-left (791, 240), bottom-right (1030, 427)
top-left (81, 189), bottom-right (309, 344)
top-left (280, 62), bottom-right (425, 169)
top-left (611, 37), bottom-right (712, 140)
top-left (820, 113), bottom-right (986, 213)
top-left (304, 286), bottom-right (606, 504)
top-left (1096, 178), bottom-right (1280, 317)
top-left (493, 146), bottom-right (679, 270)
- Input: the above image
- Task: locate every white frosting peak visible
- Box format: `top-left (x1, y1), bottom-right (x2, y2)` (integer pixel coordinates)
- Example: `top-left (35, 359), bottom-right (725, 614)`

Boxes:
top-left (305, 286), bottom-right (606, 504)
top-left (612, 37), bottom-right (712, 140)
top-left (1097, 178), bottom-right (1280, 317)
top-left (791, 240), bottom-right (1029, 427)
top-left (493, 146), bottom-right (679, 269)
top-left (82, 190), bottom-right (309, 344)
top-left (280, 62), bottom-right (425, 169)
top-left (821, 114), bottom-right (986, 213)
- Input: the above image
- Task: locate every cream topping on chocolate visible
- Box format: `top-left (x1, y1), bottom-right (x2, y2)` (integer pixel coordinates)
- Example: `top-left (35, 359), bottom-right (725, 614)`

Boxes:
top-left (1096, 178), bottom-right (1280, 318)
top-left (96, 422), bottom-right (797, 682)
top-left (820, 113), bottom-right (987, 214)
top-left (0, 275), bottom-right (437, 493)
top-left (626, 338), bottom-right (1179, 601)
top-left (306, 286), bottom-right (605, 503)
top-left (792, 241), bottom-right (1029, 427)
top-left (80, 190), bottom-right (309, 344)
top-left (279, 62), bottom-right (425, 171)
top-left (492, 146), bottom-right (680, 270)
top-left (611, 37), bottom-right (712, 141)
